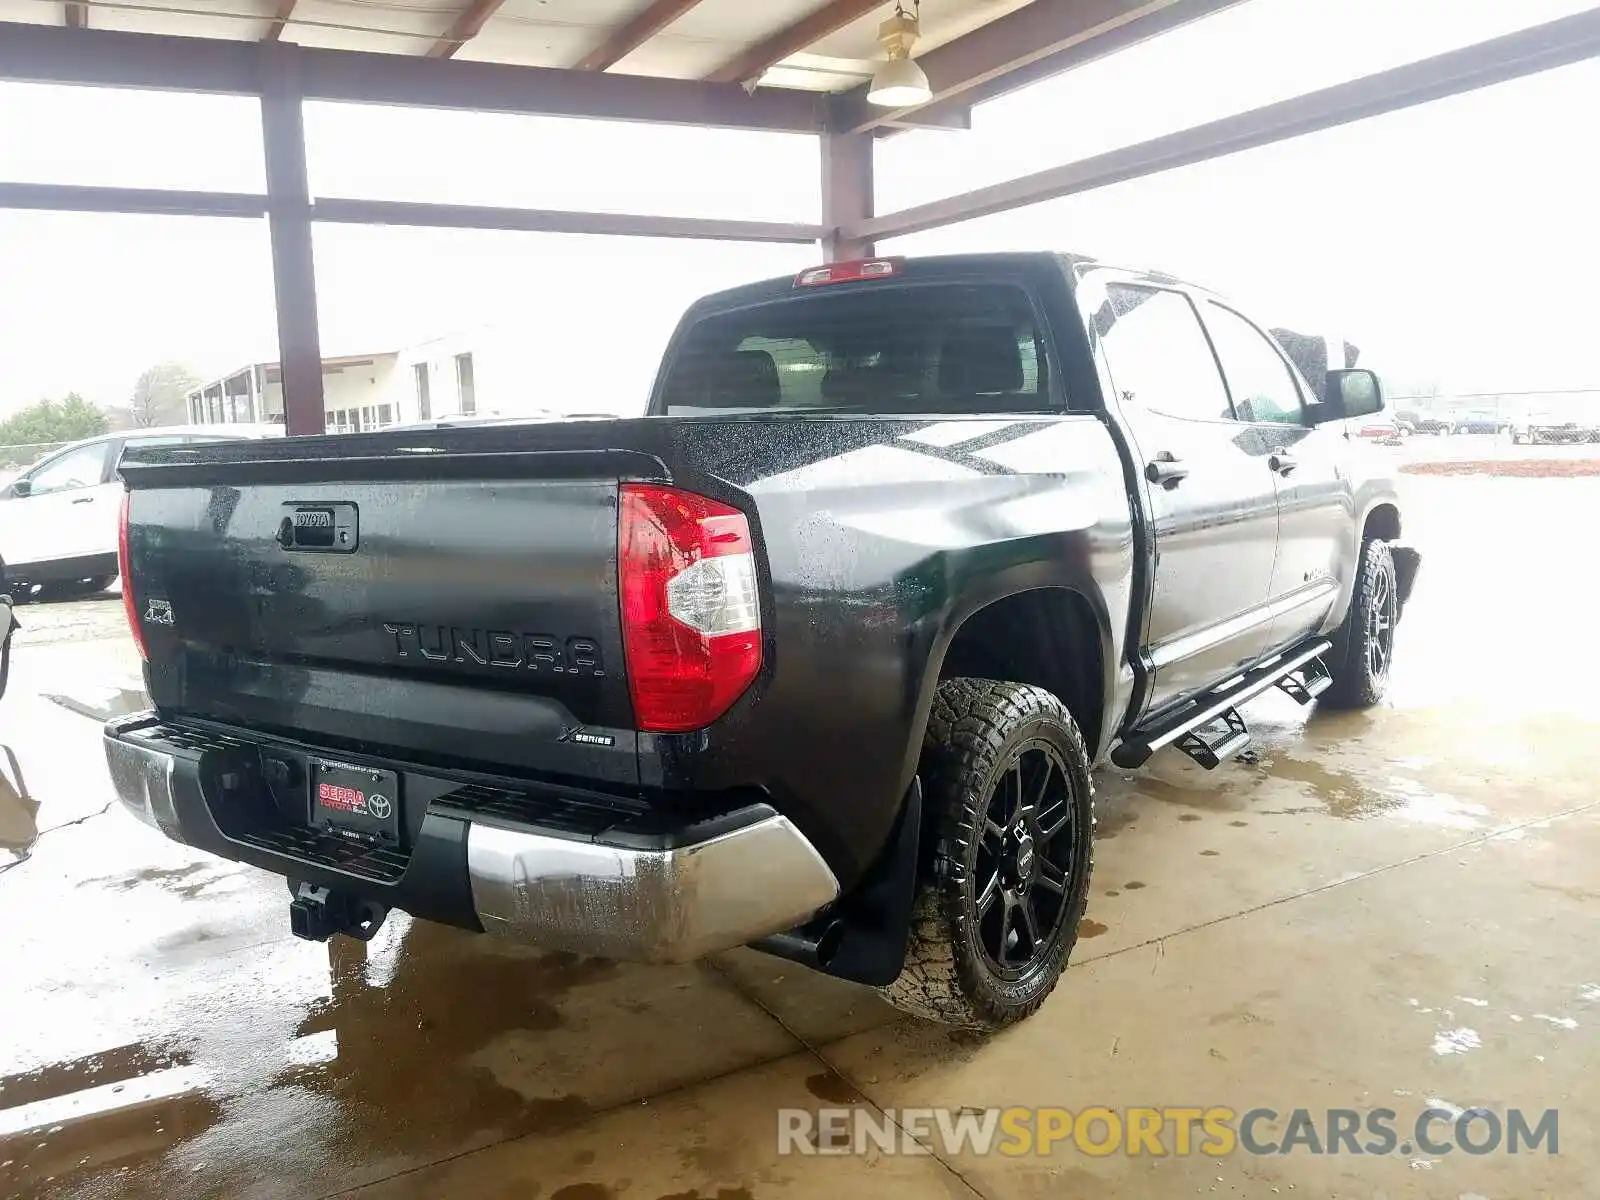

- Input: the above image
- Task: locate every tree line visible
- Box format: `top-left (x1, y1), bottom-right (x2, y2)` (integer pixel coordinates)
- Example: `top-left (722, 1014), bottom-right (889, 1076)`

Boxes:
top-left (0, 362), bottom-right (203, 456)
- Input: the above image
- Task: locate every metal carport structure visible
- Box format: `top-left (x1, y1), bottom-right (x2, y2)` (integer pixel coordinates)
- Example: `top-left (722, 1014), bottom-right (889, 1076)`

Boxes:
top-left (1, 0), bottom-right (1598, 434)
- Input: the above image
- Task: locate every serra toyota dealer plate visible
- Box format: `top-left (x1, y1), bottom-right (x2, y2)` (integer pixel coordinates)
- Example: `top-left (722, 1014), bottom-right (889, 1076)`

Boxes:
top-left (311, 758), bottom-right (401, 844)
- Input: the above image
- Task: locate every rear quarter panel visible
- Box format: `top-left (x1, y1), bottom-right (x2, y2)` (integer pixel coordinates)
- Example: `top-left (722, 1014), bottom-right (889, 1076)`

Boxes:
top-left (642, 415), bottom-right (1134, 885)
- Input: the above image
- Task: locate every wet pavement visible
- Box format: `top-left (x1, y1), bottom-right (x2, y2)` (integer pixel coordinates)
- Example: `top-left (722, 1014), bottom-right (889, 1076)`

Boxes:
top-left (2, 476), bottom-right (1596, 1199)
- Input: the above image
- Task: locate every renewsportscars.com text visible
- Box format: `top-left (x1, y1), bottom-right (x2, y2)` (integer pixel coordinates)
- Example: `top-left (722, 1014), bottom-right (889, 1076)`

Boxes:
top-left (778, 1106), bottom-right (1558, 1158)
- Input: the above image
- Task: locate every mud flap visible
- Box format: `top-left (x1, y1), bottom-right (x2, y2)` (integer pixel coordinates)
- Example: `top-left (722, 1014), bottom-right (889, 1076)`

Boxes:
top-left (750, 778), bottom-right (923, 987)
top-left (1390, 545), bottom-right (1422, 617)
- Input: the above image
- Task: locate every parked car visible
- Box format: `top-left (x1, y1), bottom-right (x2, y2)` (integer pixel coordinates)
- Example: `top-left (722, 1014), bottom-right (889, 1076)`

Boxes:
top-left (106, 253), bottom-right (1421, 1029)
top-left (1354, 417), bottom-right (1403, 445)
top-left (1409, 412), bottom-right (1453, 435)
top-left (0, 425), bottom-right (278, 600)
top-left (1451, 412), bottom-right (1506, 435)
top-left (1509, 408), bottom-right (1600, 445)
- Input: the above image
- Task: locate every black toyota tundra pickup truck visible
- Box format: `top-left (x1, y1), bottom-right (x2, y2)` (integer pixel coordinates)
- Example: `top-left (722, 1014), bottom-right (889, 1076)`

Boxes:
top-left (105, 252), bottom-right (1420, 1029)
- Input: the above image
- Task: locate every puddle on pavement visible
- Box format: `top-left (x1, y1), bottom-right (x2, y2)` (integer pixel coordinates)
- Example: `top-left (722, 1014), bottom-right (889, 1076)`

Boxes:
top-left (1092, 701), bottom-right (1493, 830)
top-left (77, 863), bottom-right (233, 902)
top-left (804, 1070), bottom-right (862, 1104)
top-left (552, 1185), bottom-right (614, 1200)
top-left (3, 921), bottom-right (615, 1197)
top-left (0, 1040), bottom-right (218, 1197)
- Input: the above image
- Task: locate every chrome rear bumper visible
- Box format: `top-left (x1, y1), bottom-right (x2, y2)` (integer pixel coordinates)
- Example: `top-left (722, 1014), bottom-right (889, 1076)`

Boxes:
top-left (103, 716), bottom-right (839, 963)
top-left (467, 814), bottom-right (839, 962)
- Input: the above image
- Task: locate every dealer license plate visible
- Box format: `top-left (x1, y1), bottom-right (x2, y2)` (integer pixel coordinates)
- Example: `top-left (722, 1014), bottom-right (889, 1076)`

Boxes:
top-left (311, 758), bottom-right (401, 845)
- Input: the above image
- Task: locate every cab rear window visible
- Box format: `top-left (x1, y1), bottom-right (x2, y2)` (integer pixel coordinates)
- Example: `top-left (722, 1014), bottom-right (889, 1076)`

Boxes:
top-left (659, 283), bottom-right (1049, 415)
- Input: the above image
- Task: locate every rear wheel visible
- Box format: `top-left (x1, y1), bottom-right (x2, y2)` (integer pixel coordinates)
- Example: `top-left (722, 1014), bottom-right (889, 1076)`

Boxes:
top-left (1323, 539), bottom-right (1398, 710)
top-left (880, 679), bottom-right (1094, 1029)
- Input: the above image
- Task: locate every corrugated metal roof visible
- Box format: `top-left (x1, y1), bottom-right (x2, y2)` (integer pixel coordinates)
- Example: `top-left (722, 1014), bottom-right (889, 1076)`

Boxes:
top-left (0, 0), bottom-right (1035, 92)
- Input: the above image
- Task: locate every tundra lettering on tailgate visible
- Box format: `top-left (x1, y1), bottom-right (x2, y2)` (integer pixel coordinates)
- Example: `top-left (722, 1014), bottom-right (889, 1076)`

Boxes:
top-left (382, 622), bottom-right (605, 676)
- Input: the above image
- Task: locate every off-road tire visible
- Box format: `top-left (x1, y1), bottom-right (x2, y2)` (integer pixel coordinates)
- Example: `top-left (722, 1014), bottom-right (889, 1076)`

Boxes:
top-left (1322, 538), bottom-right (1398, 710)
top-left (879, 678), bottom-right (1094, 1029)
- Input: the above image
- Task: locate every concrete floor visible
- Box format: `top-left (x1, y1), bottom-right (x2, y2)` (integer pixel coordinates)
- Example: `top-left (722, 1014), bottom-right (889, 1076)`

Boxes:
top-left (2, 475), bottom-right (1596, 1199)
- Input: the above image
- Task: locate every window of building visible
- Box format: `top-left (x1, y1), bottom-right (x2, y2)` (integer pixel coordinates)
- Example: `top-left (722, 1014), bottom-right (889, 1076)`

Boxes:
top-left (1098, 285), bottom-right (1233, 422)
top-left (455, 353), bottom-right (476, 415)
top-left (413, 362), bottom-right (432, 420)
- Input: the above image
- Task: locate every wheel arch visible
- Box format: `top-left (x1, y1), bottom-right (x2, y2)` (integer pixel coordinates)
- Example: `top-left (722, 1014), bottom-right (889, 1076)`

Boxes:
top-left (1362, 501), bottom-right (1401, 543)
top-left (916, 582), bottom-right (1113, 775)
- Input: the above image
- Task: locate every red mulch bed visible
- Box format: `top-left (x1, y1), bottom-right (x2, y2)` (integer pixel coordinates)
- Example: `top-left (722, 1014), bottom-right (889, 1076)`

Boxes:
top-left (1402, 459), bottom-right (1600, 478)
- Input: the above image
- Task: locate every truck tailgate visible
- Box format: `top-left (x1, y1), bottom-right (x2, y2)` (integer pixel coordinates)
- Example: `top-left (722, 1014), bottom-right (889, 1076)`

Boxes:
top-left (123, 448), bottom-right (651, 787)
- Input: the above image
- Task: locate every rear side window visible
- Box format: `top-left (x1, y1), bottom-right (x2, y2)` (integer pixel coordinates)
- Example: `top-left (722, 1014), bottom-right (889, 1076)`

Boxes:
top-left (659, 283), bottom-right (1049, 415)
top-left (1098, 285), bottom-right (1232, 423)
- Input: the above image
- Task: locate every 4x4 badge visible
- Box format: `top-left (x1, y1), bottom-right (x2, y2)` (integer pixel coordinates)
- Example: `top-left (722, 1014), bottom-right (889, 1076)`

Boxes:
top-left (144, 599), bottom-right (174, 626)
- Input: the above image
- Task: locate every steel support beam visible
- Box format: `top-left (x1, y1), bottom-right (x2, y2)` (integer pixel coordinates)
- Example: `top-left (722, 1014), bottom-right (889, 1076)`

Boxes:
top-left (0, 183), bottom-right (819, 243)
top-left (849, 5), bottom-right (1600, 243)
top-left (833, 0), bottom-right (1250, 136)
top-left (0, 182), bottom-right (267, 218)
top-left (313, 197), bottom-right (823, 243)
top-left (577, 0), bottom-right (705, 72)
top-left (0, 24), bottom-right (824, 132)
top-left (259, 49), bottom-right (325, 436)
top-left (820, 130), bottom-right (873, 261)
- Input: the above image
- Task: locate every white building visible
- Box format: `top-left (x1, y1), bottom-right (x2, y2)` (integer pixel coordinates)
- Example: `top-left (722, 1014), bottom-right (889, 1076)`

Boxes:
top-left (185, 340), bottom-right (504, 435)
top-left (184, 312), bottom-right (653, 433)
top-left (185, 351), bottom-right (412, 432)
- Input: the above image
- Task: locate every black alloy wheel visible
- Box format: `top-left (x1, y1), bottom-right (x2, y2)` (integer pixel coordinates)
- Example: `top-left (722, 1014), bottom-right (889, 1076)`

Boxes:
top-left (880, 678), bottom-right (1094, 1029)
top-left (971, 741), bottom-right (1078, 979)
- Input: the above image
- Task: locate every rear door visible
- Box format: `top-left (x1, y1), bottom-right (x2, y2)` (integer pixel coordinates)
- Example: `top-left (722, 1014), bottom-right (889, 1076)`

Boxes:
top-left (1199, 302), bottom-right (1349, 649)
top-left (1086, 275), bottom-right (1281, 715)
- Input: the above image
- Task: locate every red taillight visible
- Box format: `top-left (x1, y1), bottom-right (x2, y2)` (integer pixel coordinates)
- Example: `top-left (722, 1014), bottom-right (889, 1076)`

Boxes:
top-left (118, 489), bottom-right (148, 661)
top-left (794, 258), bottom-right (901, 287)
top-left (618, 484), bottom-right (761, 733)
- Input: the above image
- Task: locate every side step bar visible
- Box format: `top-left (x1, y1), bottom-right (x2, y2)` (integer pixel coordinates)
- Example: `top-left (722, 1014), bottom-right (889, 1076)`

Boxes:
top-left (1112, 640), bottom-right (1332, 770)
top-left (1276, 655), bottom-right (1333, 705)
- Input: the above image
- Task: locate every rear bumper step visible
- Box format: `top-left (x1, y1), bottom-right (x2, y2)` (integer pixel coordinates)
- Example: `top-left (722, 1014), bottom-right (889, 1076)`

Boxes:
top-left (103, 713), bottom-right (839, 963)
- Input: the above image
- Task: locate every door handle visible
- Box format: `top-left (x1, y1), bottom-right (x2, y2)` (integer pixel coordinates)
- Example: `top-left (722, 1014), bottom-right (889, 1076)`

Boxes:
top-left (1145, 453), bottom-right (1189, 488)
top-left (1269, 453), bottom-right (1297, 476)
top-left (71, 496), bottom-right (96, 504)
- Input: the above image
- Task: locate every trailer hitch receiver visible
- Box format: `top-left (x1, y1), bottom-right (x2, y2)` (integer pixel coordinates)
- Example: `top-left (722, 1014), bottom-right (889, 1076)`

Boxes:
top-left (289, 881), bottom-right (390, 942)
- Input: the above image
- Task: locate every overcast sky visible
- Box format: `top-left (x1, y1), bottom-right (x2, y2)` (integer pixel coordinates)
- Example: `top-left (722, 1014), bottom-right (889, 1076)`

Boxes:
top-left (0, 0), bottom-right (1594, 416)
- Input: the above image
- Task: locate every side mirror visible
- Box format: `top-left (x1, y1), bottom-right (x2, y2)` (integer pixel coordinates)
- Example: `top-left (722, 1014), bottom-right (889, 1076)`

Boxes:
top-left (1331, 369), bottom-right (1384, 418)
top-left (1308, 369), bottom-right (1384, 425)
top-left (10, 479), bottom-right (30, 498)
